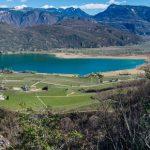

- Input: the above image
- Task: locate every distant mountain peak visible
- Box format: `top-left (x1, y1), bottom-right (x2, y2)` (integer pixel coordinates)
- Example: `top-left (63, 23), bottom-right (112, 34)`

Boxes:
top-left (94, 4), bottom-right (150, 35)
top-left (0, 5), bottom-right (150, 36)
top-left (0, 7), bottom-right (91, 27)
top-left (108, 4), bottom-right (118, 8)
top-left (13, 5), bottom-right (28, 10)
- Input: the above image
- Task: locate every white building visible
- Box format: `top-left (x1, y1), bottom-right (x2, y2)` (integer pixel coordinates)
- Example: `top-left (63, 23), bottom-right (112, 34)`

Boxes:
top-left (0, 95), bottom-right (5, 101)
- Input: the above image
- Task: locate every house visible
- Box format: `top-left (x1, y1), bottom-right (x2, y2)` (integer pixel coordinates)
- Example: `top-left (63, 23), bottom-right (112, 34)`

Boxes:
top-left (42, 86), bottom-right (49, 91)
top-left (0, 95), bottom-right (5, 101)
top-left (0, 85), bottom-right (7, 91)
top-left (21, 85), bottom-right (30, 91)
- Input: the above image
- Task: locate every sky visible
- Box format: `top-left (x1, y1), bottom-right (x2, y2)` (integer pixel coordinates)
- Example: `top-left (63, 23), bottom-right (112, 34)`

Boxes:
top-left (0, 0), bottom-right (150, 15)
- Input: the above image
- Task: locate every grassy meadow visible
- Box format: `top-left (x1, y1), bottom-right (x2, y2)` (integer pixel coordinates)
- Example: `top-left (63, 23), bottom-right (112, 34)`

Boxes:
top-left (0, 72), bottom-right (144, 113)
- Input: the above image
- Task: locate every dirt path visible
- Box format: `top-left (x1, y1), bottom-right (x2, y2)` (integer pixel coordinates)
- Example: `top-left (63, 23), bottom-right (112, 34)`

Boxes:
top-left (41, 81), bottom-right (103, 88)
top-left (37, 94), bottom-right (91, 98)
top-left (67, 92), bottom-right (75, 97)
top-left (36, 95), bottom-right (47, 108)
top-left (31, 79), bottom-right (45, 87)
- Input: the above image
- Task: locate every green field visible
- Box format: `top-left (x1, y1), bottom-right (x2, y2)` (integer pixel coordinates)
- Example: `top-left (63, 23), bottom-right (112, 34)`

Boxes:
top-left (0, 72), bottom-right (144, 112)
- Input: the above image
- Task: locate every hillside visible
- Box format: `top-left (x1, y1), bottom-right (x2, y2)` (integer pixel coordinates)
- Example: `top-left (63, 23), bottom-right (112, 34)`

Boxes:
top-left (0, 77), bottom-right (150, 149)
top-left (1, 5), bottom-right (150, 50)
top-left (0, 20), bottom-right (141, 51)
top-left (94, 4), bottom-right (150, 35)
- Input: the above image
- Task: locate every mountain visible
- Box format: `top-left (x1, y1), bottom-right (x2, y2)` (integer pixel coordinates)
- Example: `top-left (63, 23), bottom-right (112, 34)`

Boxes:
top-left (94, 4), bottom-right (150, 35)
top-left (0, 7), bottom-right (91, 27)
top-left (0, 20), bottom-right (141, 51)
top-left (1, 5), bottom-right (150, 36)
top-left (0, 5), bottom-right (147, 51)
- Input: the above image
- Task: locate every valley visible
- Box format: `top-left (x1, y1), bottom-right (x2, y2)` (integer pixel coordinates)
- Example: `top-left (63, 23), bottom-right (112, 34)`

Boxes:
top-left (1, 3), bottom-right (150, 150)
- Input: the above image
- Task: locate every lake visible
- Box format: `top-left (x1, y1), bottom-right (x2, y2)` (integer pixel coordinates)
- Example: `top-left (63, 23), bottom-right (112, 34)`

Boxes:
top-left (0, 54), bottom-right (146, 75)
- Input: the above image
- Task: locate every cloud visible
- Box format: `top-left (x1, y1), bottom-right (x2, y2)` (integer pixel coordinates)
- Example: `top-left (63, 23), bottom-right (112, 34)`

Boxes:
top-left (41, 5), bottom-right (54, 9)
top-left (42, 3), bottom-right (109, 10)
top-left (108, 0), bottom-right (127, 5)
top-left (14, 4), bottom-right (28, 10)
top-left (41, 0), bottom-right (127, 11)
top-left (80, 4), bottom-right (108, 9)
top-left (59, 5), bottom-right (78, 9)
top-left (0, 5), bottom-right (7, 8)
top-left (9, 0), bottom-right (127, 11)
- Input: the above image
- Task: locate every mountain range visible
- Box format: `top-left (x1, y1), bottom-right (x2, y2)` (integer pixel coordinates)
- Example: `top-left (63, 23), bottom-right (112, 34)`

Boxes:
top-left (0, 20), bottom-right (140, 51)
top-left (0, 4), bottom-right (150, 51)
top-left (94, 4), bottom-right (150, 35)
top-left (0, 7), bottom-right (91, 27)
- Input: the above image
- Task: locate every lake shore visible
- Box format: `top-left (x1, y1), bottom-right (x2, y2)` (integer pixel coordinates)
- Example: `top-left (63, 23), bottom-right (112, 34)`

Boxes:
top-left (101, 68), bottom-right (145, 77)
top-left (2, 51), bottom-right (149, 61)
top-left (53, 53), bottom-right (149, 60)
top-left (0, 51), bottom-right (148, 77)
top-left (53, 53), bottom-right (149, 77)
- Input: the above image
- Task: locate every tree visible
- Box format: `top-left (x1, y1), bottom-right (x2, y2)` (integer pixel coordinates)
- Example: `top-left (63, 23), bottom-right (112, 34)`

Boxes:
top-left (145, 71), bottom-right (150, 79)
top-left (96, 73), bottom-right (104, 84)
top-left (95, 80), bottom-right (150, 150)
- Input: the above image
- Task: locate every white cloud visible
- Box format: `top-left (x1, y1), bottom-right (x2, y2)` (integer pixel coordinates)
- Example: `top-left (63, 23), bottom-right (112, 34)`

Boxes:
top-left (108, 0), bottom-right (127, 5)
top-left (59, 4), bottom-right (109, 10)
top-left (56, 0), bottom-right (126, 10)
top-left (0, 5), bottom-right (8, 8)
top-left (41, 5), bottom-right (54, 9)
top-left (80, 4), bottom-right (108, 9)
top-left (59, 5), bottom-right (78, 9)
top-left (14, 4), bottom-right (28, 10)
top-left (25, 0), bottom-right (127, 11)
top-left (42, 3), bottom-right (108, 10)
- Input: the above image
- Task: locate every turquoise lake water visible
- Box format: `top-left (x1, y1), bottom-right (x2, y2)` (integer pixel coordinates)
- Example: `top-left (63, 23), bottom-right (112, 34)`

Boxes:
top-left (0, 54), bottom-right (146, 75)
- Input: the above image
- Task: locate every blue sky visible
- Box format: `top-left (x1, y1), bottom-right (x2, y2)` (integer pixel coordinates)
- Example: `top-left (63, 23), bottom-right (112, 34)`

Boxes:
top-left (0, 0), bottom-right (150, 14)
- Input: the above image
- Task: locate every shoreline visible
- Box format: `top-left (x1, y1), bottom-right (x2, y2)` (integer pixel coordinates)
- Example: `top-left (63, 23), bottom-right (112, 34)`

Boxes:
top-left (53, 53), bottom-right (149, 60)
top-left (8, 68), bottom-right (146, 77)
top-left (53, 53), bottom-right (149, 77)
top-left (101, 68), bottom-right (145, 77)
top-left (1, 51), bottom-right (149, 61)
top-left (0, 51), bottom-right (149, 77)
top-left (11, 65), bottom-right (147, 78)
